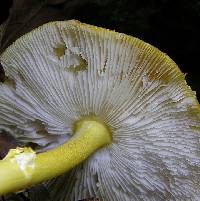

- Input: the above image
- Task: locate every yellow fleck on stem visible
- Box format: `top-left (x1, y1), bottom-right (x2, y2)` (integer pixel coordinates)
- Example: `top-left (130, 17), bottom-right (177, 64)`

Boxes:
top-left (0, 119), bottom-right (112, 195)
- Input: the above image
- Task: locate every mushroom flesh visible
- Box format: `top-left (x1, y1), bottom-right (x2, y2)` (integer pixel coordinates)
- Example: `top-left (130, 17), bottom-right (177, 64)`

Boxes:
top-left (0, 20), bottom-right (200, 200)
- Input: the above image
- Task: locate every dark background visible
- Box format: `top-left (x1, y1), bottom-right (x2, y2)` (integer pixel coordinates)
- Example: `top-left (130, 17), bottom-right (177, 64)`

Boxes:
top-left (0, 1), bottom-right (200, 200)
top-left (0, 0), bottom-right (200, 101)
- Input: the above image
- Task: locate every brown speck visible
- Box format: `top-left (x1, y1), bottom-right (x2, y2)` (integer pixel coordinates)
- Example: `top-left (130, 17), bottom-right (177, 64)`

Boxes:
top-left (53, 44), bottom-right (66, 58)
top-left (67, 55), bottom-right (87, 73)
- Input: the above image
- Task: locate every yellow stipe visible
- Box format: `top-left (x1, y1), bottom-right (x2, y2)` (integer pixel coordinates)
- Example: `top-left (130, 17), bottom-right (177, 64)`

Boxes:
top-left (0, 119), bottom-right (112, 195)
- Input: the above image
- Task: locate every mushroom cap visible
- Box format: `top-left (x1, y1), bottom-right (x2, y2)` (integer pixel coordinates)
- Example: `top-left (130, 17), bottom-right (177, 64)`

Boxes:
top-left (0, 20), bottom-right (200, 200)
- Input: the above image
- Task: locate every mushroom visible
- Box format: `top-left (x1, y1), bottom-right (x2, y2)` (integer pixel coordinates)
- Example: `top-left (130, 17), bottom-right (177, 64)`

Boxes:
top-left (0, 20), bottom-right (199, 200)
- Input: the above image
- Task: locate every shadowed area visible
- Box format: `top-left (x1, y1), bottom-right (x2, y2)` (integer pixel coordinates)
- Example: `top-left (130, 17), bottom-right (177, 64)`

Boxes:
top-left (0, 131), bottom-right (17, 159)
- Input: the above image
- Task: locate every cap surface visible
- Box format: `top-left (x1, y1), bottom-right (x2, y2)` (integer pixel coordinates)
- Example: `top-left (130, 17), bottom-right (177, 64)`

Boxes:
top-left (0, 20), bottom-right (200, 200)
